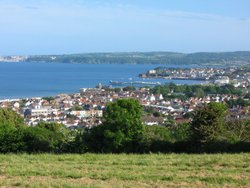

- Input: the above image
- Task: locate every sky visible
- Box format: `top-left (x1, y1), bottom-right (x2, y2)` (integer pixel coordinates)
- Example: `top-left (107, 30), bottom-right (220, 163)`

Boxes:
top-left (0, 0), bottom-right (250, 55)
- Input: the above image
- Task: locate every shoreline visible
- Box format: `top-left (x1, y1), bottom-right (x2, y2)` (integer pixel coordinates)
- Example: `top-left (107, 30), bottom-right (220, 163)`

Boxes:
top-left (0, 96), bottom-right (43, 102)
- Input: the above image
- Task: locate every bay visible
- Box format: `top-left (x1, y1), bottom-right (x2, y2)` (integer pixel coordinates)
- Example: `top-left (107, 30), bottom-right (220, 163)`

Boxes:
top-left (0, 62), bottom-right (203, 99)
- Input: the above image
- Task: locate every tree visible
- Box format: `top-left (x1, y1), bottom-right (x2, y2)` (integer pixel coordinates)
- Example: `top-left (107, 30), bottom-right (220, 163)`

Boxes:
top-left (226, 98), bottom-right (250, 108)
top-left (170, 123), bottom-right (191, 142)
top-left (226, 119), bottom-right (250, 142)
top-left (114, 87), bottom-right (122, 93)
top-left (0, 108), bottom-right (25, 128)
top-left (42, 97), bottom-right (54, 103)
top-left (86, 98), bottom-right (144, 153)
top-left (195, 88), bottom-right (205, 98)
top-left (153, 111), bottom-right (162, 117)
top-left (0, 127), bottom-right (26, 153)
top-left (36, 122), bottom-right (70, 152)
top-left (138, 125), bottom-right (173, 153)
top-left (190, 102), bottom-right (228, 143)
top-left (70, 105), bottom-right (83, 111)
top-left (123, 86), bottom-right (136, 91)
top-left (37, 122), bottom-right (67, 133)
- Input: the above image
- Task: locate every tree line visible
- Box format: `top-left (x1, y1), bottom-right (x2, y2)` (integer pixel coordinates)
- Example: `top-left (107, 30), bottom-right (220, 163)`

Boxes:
top-left (26, 51), bottom-right (250, 66)
top-left (0, 99), bottom-right (249, 153)
top-left (150, 83), bottom-right (244, 99)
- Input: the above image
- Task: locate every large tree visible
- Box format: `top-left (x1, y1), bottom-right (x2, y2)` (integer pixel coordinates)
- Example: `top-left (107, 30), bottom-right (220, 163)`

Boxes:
top-left (85, 98), bottom-right (144, 153)
top-left (190, 102), bottom-right (228, 143)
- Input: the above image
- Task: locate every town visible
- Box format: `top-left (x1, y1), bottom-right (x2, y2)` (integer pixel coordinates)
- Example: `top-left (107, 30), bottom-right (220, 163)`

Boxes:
top-left (140, 67), bottom-right (250, 87)
top-left (0, 56), bottom-right (27, 62)
top-left (1, 83), bottom-right (250, 129)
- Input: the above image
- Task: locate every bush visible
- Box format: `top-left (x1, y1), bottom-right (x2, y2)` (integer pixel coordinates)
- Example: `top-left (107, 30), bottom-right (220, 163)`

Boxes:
top-left (0, 127), bottom-right (26, 153)
top-left (23, 127), bottom-right (55, 153)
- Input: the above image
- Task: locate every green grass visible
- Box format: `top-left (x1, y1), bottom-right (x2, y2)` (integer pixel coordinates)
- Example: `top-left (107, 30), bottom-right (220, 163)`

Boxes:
top-left (0, 154), bottom-right (249, 187)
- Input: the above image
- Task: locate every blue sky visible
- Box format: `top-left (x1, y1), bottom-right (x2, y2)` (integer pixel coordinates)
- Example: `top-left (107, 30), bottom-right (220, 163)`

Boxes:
top-left (0, 0), bottom-right (250, 55)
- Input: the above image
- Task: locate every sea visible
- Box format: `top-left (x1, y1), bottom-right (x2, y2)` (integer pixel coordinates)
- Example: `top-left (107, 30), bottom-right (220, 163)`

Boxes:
top-left (0, 62), bottom-right (204, 99)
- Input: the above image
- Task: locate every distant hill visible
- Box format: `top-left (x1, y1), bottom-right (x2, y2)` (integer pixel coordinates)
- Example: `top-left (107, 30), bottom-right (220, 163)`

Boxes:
top-left (26, 51), bottom-right (250, 66)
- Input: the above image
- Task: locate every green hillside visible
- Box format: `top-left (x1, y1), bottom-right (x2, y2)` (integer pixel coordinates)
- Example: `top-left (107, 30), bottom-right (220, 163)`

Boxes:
top-left (26, 51), bottom-right (250, 66)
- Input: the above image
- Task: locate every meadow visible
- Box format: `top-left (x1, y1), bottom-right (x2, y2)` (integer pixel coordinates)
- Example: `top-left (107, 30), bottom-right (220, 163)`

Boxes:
top-left (0, 154), bottom-right (249, 187)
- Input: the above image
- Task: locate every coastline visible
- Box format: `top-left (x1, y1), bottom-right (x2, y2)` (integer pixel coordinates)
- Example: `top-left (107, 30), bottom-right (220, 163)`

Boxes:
top-left (0, 62), bottom-right (206, 100)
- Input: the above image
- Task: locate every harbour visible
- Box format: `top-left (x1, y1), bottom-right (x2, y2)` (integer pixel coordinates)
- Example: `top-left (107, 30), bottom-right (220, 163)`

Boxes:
top-left (0, 62), bottom-right (204, 99)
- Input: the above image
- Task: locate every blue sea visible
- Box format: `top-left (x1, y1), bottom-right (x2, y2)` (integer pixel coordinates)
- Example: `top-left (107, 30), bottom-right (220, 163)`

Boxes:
top-left (0, 62), bottom-right (203, 99)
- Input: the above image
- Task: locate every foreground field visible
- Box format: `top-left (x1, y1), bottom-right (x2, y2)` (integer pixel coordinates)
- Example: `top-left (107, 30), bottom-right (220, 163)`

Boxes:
top-left (0, 154), bottom-right (249, 187)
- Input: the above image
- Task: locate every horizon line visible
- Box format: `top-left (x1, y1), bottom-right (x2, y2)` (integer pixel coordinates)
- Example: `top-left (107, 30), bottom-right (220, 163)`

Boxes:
top-left (2, 50), bottom-right (250, 57)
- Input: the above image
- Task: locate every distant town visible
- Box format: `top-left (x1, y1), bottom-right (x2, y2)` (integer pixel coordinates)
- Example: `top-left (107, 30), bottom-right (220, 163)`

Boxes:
top-left (0, 56), bottom-right (27, 62)
top-left (140, 67), bottom-right (250, 87)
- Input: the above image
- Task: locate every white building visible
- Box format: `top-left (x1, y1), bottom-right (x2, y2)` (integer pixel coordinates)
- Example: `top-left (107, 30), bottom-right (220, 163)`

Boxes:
top-left (25, 106), bottom-right (57, 117)
top-left (214, 76), bottom-right (230, 86)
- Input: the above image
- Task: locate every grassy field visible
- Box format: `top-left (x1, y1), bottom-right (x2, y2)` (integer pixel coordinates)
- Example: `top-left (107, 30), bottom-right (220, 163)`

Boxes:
top-left (0, 154), bottom-right (249, 187)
